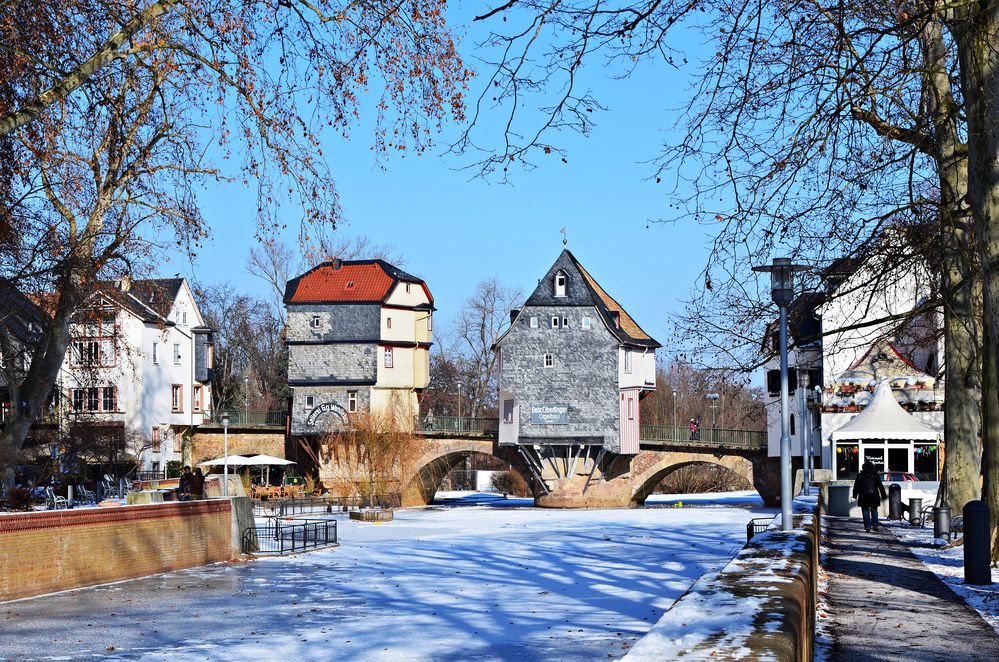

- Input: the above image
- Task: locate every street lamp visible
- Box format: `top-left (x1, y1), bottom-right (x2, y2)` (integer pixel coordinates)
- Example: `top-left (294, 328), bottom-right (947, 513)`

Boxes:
top-left (753, 257), bottom-right (810, 531)
top-left (243, 376), bottom-right (249, 424)
top-left (707, 393), bottom-right (720, 429)
top-left (221, 412), bottom-right (230, 497)
top-left (672, 390), bottom-right (678, 435)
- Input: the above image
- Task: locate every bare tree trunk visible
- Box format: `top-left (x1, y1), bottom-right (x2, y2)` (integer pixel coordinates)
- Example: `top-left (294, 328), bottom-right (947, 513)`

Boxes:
top-left (923, 10), bottom-right (982, 512)
top-left (0, 272), bottom-right (84, 487)
top-left (983, 320), bottom-right (999, 560)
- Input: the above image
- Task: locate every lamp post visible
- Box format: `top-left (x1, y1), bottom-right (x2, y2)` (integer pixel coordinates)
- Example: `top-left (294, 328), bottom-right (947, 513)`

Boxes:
top-left (672, 390), bottom-right (678, 437)
top-left (753, 257), bottom-right (810, 531)
top-left (221, 412), bottom-right (230, 497)
top-left (707, 392), bottom-right (720, 428)
top-left (243, 376), bottom-right (249, 424)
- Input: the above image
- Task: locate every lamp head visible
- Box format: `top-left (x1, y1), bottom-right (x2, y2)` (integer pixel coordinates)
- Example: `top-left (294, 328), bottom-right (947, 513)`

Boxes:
top-left (752, 257), bottom-right (810, 306)
top-left (221, 412), bottom-right (230, 427)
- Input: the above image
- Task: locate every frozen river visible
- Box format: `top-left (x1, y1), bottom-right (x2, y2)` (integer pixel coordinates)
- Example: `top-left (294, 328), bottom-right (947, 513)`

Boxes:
top-left (0, 492), bottom-right (771, 661)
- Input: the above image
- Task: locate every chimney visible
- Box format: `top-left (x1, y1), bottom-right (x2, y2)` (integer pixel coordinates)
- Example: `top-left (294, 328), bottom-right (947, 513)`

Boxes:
top-left (332, 258), bottom-right (342, 270)
top-left (118, 274), bottom-right (132, 293)
top-left (510, 309), bottom-right (519, 324)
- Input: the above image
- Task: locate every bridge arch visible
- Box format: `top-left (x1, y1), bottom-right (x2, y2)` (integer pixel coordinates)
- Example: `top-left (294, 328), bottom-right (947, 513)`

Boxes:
top-left (401, 440), bottom-right (532, 507)
top-left (629, 452), bottom-right (756, 506)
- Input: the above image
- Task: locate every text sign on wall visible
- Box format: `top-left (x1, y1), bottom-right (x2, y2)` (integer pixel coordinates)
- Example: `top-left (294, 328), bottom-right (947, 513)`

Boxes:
top-left (306, 401), bottom-right (347, 427)
top-left (531, 403), bottom-right (569, 425)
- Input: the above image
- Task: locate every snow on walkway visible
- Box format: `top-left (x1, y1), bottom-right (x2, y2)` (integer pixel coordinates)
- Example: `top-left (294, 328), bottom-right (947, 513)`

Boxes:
top-left (0, 498), bottom-right (770, 661)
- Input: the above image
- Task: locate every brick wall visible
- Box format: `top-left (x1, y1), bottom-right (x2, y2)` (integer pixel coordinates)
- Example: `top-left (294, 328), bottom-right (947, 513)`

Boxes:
top-left (0, 500), bottom-right (232, 602)
top-left (191, 431), bottom-right (287, 465)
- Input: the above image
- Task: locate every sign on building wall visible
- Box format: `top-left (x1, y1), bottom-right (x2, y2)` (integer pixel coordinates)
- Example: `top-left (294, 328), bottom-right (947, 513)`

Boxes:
top-left (305, 402), bottom-right (347, 427)
top-left (531, 403), bottom-right (569, 425)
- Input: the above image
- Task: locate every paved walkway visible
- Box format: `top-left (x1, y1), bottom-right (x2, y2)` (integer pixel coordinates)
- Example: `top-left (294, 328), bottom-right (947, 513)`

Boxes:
top-left (823, 516), bottom-right (999, 661)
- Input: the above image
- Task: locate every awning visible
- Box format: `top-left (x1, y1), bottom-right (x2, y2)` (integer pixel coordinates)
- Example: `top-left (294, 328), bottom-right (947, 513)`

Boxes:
top-left (241, 454), bottom-right (296, 466)
top-left (200, 455), bottom-right (253, 466)
top-left (831, 380), bottom-right (940, 442)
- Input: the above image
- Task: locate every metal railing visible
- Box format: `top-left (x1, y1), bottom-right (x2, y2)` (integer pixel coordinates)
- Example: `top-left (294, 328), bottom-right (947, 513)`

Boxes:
top-left (202, 410), bottom-right (286, 427)
top-left (252, 495), bottom-right (395, 518)
top-left (640, 424), bottom-right (767, 449)
top-left (413, 415), bottom-right (499, 435)
top-left (746, 516), bottom-right (777, 542)
top-left (242, 518), bottom-right (338, 555)
top-left (134, 471), bottom-right (166, 482)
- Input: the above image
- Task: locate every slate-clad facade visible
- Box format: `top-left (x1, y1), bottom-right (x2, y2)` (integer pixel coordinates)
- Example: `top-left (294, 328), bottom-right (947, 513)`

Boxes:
top-left (495, 250), bottom-right (659, 455)
top-left (284, 259), bottom-right (434, 435)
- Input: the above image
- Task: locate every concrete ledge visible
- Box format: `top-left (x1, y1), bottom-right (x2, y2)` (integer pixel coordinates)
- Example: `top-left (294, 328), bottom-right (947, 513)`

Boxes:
top-left (349, 510), bottom-right (394, 522)
top-left (625, 514), bottom-right (818, 661)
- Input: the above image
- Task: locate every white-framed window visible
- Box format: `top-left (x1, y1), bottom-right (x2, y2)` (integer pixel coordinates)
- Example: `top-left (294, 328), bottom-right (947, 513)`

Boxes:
top-left (551, 316), bottom-right (560, 329)
top-left (305, 395), bottom-right (315, 408)
top-left (152, 342), bottom-right (159, 364)
top-left (555, 271), bottom-right (567, 297)
top-left (581, 316), bottom-right (591, 329)
top-left (310, 315), bottom-right (321, 329)
top-left (624, 351), bottom-right (633, 374)
top-left (503, 399), bottom-right (514, 423)
top-left (173, 343), bottom-right (181, 365)
top-left (193, 385), bottom-right (202, 412)
top-left (71, 339), bottom-right (114, 366)
top-left (544, 353), bottom-right (554, 367)
top-left (562, 316), bottom-right (569, 327)
top-left (72, 389), bottom-right (84, 411)
top-left (384, 347), bottom-right (394, 368)
top-left (529, 316), bottom-right (539, 328)
top-left (628, 397), bottom-right (635, 420)
top-left (171, 384), bottom-right (183, 412)
top-left (181, 312), bottom-right (188, 326)
top-left (387, 317), bottom-right (392, 329)
top-left (427, 314), bottom-right (433, 332)
top-left (405, 283), bottom-right (411, 293)
top-left (348, 391), bottom-right (357, 412)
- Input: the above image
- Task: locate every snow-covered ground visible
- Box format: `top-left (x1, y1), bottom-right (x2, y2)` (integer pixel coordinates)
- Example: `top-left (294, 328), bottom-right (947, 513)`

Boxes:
top-left (889, 520), bottom-right (999, 635)
top-left (0, 493), bottom-right (772, 661)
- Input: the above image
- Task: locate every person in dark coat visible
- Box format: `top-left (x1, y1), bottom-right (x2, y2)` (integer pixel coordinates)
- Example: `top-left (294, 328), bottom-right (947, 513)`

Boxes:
top-left (177, 466), bottom-right (192, 501)
top-left (189, 468), bottom-right (206, 500)
top-left (852, 461), bottom-right (887, 531)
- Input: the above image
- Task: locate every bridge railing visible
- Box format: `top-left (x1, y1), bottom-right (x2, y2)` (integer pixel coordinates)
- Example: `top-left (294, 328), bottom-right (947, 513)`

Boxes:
top-left (202, 410), bottom-right (286, 427)
top-left (640, 424), bottom-right (767, 449)
top-left (413, 415), bottom-right (499, 435)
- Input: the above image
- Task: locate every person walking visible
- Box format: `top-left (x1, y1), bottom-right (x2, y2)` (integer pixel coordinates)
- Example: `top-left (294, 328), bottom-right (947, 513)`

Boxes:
top-left (852, 461), bottom-right (887, 531)
top-left (189, 467), bottom-right (206, 500)
top-left (689, 418), bottom-right (700, 441)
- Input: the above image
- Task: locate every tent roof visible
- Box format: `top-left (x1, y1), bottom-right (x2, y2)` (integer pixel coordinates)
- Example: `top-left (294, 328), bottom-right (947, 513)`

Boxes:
top-left (200, 455), bottom-right (252, 466)
top-left (241, 454), bottom-right (296, 466)
top-left (831, 380), bottom-right (939, 441)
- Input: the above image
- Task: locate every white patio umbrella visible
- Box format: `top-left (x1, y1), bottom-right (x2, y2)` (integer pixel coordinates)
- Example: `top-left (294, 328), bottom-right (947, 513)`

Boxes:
top-left (200, 455), bottom-right (253, 466)
top-left (241, 454), bottom-right (296, 485)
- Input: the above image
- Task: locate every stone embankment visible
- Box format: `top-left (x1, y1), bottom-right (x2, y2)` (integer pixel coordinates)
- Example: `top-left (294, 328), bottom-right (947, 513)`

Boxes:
top-left (625, 513), bottom-right (818, 661)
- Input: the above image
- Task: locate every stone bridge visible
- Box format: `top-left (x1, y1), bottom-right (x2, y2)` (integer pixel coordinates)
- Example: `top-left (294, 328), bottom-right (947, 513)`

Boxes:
top-left (330, 426), bottom-right (781, 509)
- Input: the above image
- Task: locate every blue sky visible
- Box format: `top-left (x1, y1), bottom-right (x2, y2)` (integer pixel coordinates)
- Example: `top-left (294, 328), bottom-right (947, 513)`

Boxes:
top-left (182, 7), bottom-right (730, 355)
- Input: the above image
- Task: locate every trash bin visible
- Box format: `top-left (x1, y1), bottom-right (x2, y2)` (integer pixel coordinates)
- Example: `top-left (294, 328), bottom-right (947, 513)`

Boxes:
top-left (828, 484), bottom-right (852, 516)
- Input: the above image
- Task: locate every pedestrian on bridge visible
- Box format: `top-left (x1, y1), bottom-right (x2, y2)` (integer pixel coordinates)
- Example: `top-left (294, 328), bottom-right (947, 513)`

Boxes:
top-left (689, 418), bottom-right (700, 441)
top-left (852, 461), bottom-right (887, 531)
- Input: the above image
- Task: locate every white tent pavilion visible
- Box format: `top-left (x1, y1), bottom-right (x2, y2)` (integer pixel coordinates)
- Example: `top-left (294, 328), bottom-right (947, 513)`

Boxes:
top-left (831, 380), bottom-right (940, 479)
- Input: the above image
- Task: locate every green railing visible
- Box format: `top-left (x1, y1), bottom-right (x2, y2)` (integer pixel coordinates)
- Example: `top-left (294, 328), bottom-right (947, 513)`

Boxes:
top-left (203, 410), bottom-right (286, 428)
top-left (413, 415), bottom-right (499, 435)
top-left (640, 424), bottom-right (767, 449)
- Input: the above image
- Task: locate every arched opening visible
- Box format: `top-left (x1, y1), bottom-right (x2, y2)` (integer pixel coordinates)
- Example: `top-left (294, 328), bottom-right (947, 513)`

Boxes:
top-left (630, 460), bottom-right (754, 506)
top-left (403, 450), bottom-right (532, 506)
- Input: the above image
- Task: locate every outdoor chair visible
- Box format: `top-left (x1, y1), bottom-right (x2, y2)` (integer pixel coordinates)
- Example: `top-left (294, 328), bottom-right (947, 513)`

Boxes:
top-left (75, 484), bottom-right (96, 504)
top-left (45, 487), bottom-right (68, 510)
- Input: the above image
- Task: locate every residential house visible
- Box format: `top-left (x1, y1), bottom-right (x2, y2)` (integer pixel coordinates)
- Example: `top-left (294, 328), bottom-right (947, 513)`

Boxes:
top-left (494, 249), bottom-right (660, 478)
top-left (283, 259), bottom-right (434, 435)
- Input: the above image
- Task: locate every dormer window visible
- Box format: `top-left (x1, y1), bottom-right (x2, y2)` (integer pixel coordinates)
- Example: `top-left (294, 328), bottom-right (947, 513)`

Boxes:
top-left (346, 281), bottom-right (354, 289)
top-left (310, 315), bottom-right (321, 329)
top-left (555, 271), bottom-right (567, 297)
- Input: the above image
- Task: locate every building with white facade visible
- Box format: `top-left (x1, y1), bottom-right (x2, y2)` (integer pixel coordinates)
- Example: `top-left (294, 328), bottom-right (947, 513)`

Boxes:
top-left (58, 277), bottom-right (214, 475)
top-left (762, 250), bottom-right (943, 480)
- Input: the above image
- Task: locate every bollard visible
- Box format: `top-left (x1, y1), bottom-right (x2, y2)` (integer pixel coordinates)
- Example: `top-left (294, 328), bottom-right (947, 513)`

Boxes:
top-left (964, 500), bottom-right (993, 585)
top-left (933, 506), bottom-right (950, 539)
top-left (888, 484), bottom-right (902, 520)
top-left (67, 485), bottom-right (74, 509)
top-left (908, 497), bottom-right (923, 526)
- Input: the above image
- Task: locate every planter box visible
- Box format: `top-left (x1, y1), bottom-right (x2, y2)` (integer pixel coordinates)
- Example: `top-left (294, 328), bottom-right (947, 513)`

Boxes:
top-left (349, 509), bottom-right (394, 522)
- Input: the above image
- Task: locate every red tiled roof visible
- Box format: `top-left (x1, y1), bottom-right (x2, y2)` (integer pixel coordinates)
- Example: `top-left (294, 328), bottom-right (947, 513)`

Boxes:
top-left (287, 262), bottom-right (397, 303)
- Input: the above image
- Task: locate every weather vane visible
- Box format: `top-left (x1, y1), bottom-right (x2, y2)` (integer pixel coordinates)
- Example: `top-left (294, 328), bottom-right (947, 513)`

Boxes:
top-left (560, 227), bottom-right (567, 247)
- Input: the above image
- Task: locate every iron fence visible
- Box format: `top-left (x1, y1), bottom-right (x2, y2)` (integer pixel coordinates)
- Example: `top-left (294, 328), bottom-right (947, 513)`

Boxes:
top-left (203, 410), bottom-right (286, 427)
top-left (746, 516), bottom-right (777, 542)
top-left (413, 415), bottom-right (499, 435)
top-left (242, 518), bottom-right (338, 555)
top-left (252, 495), bottom-right (394, 517)
top-left (640, 424), bottom-right (767, 449)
